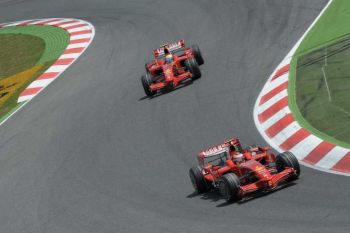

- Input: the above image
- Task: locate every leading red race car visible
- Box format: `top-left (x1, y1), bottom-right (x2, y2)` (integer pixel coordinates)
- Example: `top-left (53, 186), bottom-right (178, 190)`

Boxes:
top-left (189, 138), bottom-right (300, 202)
top-left (141, 40), bottom-right (204, 97)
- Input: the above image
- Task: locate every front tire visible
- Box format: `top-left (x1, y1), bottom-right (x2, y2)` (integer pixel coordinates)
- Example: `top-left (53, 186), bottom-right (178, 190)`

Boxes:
top-left (141, 73), bottom-right (156, 97)
top-left (219, 173), bottom-right (241, 202)
top-left (276, 151), bottom-right (300, 181)
top-left (191, 44), bottom-right (204, 65)
top-left (189, 166), bottom-right (208, 193)
top-left (185, 58), bottom-right (201, 80)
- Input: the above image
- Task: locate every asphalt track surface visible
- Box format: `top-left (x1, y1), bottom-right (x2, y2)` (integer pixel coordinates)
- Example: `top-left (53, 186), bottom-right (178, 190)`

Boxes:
top-left (1, 0), bottom-right (350, 233)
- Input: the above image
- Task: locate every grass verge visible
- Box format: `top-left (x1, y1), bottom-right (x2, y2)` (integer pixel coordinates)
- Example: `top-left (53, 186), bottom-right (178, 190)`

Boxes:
top-left (288, 0), bottom-right (350, 148)
top-left (0, 25), bottom-right (69, 120)
top-left (296, 36), bottom-right (350, 144)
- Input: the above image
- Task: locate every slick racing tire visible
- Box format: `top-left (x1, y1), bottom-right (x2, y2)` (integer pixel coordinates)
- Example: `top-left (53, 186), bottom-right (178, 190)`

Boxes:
top-left (185, 58), bottom-right (201, 80)
top-left (276, 151), bottom-right (300, 181)
top-left (141, 72), bottom-right (156, 97)
top-left (189, 166), bottom-right (208, 193)
top-left (191, 44), bottom-right (204, 65)
top-left (219, 173), bottom-right (242, 202)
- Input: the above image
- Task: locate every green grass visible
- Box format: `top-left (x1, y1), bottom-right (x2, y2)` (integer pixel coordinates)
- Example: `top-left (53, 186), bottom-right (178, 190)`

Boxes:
top-left (0, 34), bottom-right (45, 79)
top-left (288, 0), bottom-right (350, 148)
top-left (0, 25), bottom-right (70, 64)
top-left (0, 25), bottom-right (69, 120)
top-left (296, 37), bottom-right (350, 143)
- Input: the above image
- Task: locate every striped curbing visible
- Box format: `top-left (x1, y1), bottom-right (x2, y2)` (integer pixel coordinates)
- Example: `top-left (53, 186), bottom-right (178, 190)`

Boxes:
top-left (0, 18), bottom-right (95, 103)
top-left (254, 0), bottom-right (350, 176)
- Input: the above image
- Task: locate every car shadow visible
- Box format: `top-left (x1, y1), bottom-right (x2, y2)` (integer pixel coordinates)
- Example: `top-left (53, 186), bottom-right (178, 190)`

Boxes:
top-left (217, 182), bottom-right (297, 207)
top-left (187, 190), bottom-right (222, 203)
top-left (138, 79), bottom-right (194, 101)
top-left (187, 182), bottom-right (297, 207)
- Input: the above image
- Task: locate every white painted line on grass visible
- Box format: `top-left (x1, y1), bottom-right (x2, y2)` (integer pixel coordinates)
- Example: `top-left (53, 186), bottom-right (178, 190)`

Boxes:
top-left (322, 66), bottom-right (332, 102)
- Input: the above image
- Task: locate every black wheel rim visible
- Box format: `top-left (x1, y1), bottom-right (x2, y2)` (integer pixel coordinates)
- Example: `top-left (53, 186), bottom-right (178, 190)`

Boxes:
top-left (276, 160), bottom-right (285, 172)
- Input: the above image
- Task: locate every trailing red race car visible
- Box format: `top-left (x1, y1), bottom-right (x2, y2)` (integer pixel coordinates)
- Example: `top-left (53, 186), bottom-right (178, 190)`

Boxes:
top-left (141, 40), bottom-right (204, 97)
top-left (189, 138), bottom-right (300, 202)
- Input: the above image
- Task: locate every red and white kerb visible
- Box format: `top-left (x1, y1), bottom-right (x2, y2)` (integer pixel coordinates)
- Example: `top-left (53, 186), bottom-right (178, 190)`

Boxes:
top-left (0, 18), bottom-right (95, 103)
top-left (253, 0), bottom-right (350, 176)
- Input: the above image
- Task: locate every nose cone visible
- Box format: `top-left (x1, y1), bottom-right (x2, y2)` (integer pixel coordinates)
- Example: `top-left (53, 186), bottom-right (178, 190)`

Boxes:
top-left (255, 165), bottom-right (272, 180)
top-left (163, 65), bottom-right (174, 80)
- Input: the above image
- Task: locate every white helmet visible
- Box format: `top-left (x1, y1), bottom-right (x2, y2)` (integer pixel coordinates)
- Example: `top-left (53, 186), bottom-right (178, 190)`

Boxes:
top-left (233, 153), bottom-right (244, 163)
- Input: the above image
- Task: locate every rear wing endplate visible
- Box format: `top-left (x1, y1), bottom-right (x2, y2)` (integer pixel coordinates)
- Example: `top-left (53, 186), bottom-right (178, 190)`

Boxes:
top-left (154, 40), bottom-right (185, 58)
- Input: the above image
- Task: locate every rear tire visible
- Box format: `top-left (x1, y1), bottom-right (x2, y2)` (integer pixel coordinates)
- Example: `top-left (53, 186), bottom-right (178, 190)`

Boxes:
top-left (141, 73), bottom-right (156, 97)
top-left (185, 58), bottom-right (201, 80)
top-left (191, 44), bottom-right (204, 65)
top-left (219, 173), bottom-right (241, 202)
top-left (276, 151), bottom-right (300, 181)
top-left (189, 166), bottom-right (208, 193)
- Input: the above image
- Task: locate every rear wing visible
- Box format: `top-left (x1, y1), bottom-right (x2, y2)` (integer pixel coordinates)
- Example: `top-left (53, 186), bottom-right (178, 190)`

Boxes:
top-left (154, 40), bottom-right (186, 58)
top-left (198, 143), bottom-right (228, 158)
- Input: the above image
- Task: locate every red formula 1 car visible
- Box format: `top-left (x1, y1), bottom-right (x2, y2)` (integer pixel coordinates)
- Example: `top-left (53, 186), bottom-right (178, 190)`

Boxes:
top-left (141, 40), bottom-right (204, 97)
top-left (189, 138), bottom-right (300, 202)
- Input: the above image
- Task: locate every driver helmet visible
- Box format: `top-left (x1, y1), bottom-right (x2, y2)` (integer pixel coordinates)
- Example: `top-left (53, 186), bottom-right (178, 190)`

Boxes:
top-left (165, 53), bottom-right (174, 63)
top-left (233, 152), bottom-right (244, 163)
